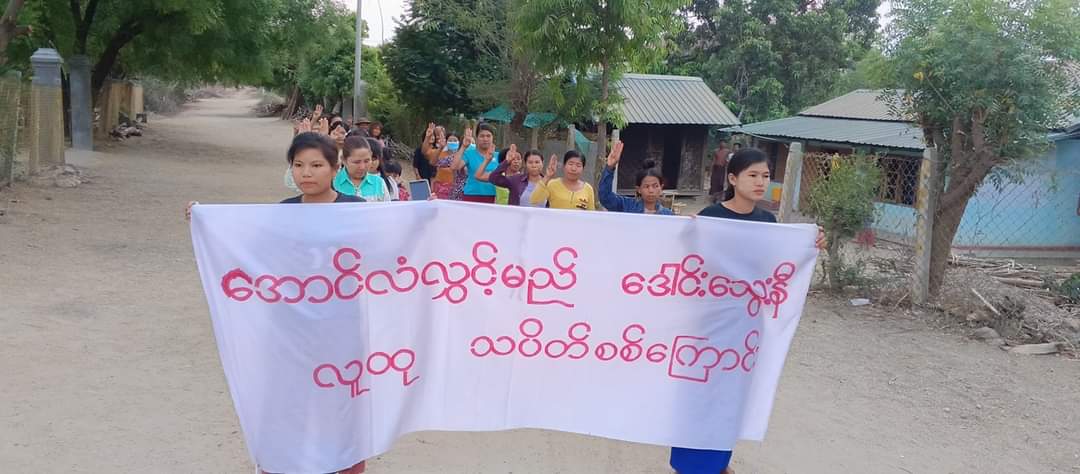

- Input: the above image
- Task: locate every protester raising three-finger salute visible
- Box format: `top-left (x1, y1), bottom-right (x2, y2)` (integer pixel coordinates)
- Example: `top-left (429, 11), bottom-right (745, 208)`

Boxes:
top-left (530, 149), bottom-right (595, 211)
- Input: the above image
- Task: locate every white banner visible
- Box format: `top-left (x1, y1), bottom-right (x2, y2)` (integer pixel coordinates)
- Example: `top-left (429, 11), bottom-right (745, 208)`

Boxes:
top-left (190, 201), bottom-right (818, 473)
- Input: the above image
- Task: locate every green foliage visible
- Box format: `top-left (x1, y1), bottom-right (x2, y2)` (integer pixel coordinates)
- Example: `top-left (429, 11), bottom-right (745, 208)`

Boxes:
top-left (381, 1), bottom-right (503, 118)
top-left (830, 48), bottom-right (897, 96)
top-left (805, 154), bottom-right (882, 292)
top-left (886, 0), bottom-right (1079, 162)
top-left (884, 0), bottom-right (1080, 295)
top-left (666, 0), bottom-right (882, 122)
top-left (1056, 273), bottom-right (1080, 304)
top-left (8, 0), bottom-right (279, 96)
top-left (518, 0), bottom-right (686, 126)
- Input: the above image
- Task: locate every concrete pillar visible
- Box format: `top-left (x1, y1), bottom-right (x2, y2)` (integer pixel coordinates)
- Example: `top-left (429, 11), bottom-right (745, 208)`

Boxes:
top-left (529, 127), bottom-right (539, 150)
top-left (68, 55), bottom-right (93, 150)
top-left (912, 147), bottom-right (941, 305)
top-left (130, 82), bottom-right (144, 122)
top-left (777, 141), bottom-right (805, 223)
top-left (340, 97), bottom-right (353, 125)
top-left (30, 48), bottom-right (65, 171)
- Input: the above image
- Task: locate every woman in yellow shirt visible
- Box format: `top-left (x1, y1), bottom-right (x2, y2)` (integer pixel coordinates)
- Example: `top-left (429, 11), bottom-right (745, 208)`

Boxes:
top-left (530, 150), bottom-right (596, 210)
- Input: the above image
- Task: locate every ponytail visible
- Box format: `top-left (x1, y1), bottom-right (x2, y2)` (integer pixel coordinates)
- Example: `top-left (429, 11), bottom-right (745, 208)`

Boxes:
top-left (635, 159), bottom-right (664, 187)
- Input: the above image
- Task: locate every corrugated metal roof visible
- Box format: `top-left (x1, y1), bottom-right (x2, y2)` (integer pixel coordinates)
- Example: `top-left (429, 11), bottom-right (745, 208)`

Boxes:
top-left (616, 74), bottom-right (740, 126)
top-left (799, 89), bottom-right (905, 122)
top-left (729, 116), bottom-right (926, 150)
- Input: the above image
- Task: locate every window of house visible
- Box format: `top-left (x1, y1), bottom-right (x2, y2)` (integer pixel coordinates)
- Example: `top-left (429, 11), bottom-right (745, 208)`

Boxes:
top-left (877, 155), bottom-right (920, 206)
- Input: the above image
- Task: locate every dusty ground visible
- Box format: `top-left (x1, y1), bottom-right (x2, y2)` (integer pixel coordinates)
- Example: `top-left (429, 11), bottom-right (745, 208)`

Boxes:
top-left (2, 90), bottom-right (1079, 473)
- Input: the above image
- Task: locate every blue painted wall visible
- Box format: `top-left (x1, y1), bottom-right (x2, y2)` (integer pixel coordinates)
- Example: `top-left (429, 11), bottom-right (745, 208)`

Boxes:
top-left (872, 139), bottom-right (1080, 249)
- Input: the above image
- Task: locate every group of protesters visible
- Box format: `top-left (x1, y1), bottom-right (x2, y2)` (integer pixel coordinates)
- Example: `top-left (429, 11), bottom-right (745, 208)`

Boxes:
top-left (185, 108), bottom-right (826, 474)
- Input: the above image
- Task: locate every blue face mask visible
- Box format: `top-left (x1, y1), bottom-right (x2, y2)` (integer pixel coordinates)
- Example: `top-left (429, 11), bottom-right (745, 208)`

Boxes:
top-left (446, 142), bottom-right (460, 152)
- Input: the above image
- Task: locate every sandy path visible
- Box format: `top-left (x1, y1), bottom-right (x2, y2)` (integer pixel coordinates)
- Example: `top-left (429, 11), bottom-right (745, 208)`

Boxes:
top-left (1, 90), bottom-right (1078, 473)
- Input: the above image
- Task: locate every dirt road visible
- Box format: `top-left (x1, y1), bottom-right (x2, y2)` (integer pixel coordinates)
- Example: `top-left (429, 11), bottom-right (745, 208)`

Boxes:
top-left (2, 90), bottom-right (1078, 473)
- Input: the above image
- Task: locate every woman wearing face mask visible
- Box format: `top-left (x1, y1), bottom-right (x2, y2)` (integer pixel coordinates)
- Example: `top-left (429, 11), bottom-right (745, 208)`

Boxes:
top-left (598, 141), bottom-right (673, 215)
top-left (529, 149), bottom-right (595, 210)
top-left (421, 124), bottom-right (464, 200)
top-left (474, 144), bottom-right (543, 207)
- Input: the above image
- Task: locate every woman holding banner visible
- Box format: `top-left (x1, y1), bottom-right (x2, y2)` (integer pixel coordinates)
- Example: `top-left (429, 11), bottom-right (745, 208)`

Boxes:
top-left (673, 147), bottom-right (826, 474)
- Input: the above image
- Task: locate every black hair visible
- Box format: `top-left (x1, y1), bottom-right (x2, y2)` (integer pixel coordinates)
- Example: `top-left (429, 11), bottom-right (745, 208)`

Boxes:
top-left (498, 148), bottom-right (510, 163)
top-left (370, 121), bottom-right (384, 137)
top-left (343, 135), bottom-right (371, 159)
top-left (635, 159), bottom-right (665, 188)
top-left (524, 149), bottom-right (543, 161)
top-left (446, 132), bottom-right (460, 142)
top-left (383, 159), bottom-right (402, 176)
top-left (288, 132), bottom-right (339, 168)
top-left (346, 127), bottom-right (369, 139)
top-left (366, 137), bottom-right (385, 167)
top-left (476, 123), bottom-right (496, 137)
top-left (723, 147), bottom-right (769, 201)
top-left (733, 142), bottom-right (744, 149)
top-left (367, 137), bottom-right (395, 193)
top-left (329, 114), bottom-right (348, 132)
top-left (563, 149), bottom-right (584, 165)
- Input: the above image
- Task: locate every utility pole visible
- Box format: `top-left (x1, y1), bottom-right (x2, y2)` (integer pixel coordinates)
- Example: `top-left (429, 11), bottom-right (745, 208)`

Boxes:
top-left (353, 0), bottom-right (367, 120)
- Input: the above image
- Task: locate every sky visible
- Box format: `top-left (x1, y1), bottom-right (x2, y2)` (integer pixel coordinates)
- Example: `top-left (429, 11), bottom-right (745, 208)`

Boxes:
top-left (341, 0), bottom-right (407, 46)
top-left (347, 0), bottom-right (895, 47)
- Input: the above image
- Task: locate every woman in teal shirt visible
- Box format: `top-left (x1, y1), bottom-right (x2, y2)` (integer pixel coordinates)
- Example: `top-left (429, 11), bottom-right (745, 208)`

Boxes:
top-left (334, 136), bottom-right (392, 202)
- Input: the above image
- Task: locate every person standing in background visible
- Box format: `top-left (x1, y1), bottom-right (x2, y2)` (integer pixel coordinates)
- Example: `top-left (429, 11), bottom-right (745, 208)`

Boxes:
top-left (709, 140), bottom-right (730, 202)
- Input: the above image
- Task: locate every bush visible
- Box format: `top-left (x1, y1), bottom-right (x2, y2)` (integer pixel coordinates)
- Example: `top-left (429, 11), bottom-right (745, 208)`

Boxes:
top-left (140, 77), bottom-right (190, 114)
top-left (1057, 273), bottom-right (1080, 304)
top-left (805, 154), bottom-right (881, 292)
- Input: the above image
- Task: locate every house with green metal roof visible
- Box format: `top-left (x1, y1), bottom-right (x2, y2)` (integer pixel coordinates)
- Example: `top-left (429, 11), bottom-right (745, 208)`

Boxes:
top-left (480, 74), bottom-right (739, 194)
top-left (728, 88), bottom-right (1080, 258)
top-left (613, 73), bottom-right (740, 194)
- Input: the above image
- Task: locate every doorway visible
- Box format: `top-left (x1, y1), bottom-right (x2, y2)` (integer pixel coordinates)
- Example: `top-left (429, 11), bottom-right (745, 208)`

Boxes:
top-left (662, 128), bottom-right (682, 189)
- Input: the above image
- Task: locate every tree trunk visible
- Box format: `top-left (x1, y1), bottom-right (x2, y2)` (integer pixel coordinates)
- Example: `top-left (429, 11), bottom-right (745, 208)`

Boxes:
top-left (825, 227), bottom-right (844, 292)
top-left (508, 52), bottom-right (536, 137)
top-left (282, 84), bottom-right (301, 120)
top-left (90, 18), bottom-right (143, 104)
top-left (0, 0), bottom-right (29, 65)
top-left (595, 60), bottom-right (610, 183)
top-left (927, 153), bottom-right (995, 297)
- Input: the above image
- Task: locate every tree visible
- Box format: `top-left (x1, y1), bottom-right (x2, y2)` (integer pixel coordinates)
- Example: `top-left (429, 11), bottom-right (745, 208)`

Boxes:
top-left (17, 0), bottom-right (275, 101)
top-left (805, 154), bottom-right (881, 292)
top-left (518, 0), bottom-right (687, 168)
top-left (0, 0), bottom-right (30, 67)
top-left (668, 0), bottom-right (882, 122)
top-left (408, 0), bottom-right (541, 135)
top-left (885, 0), bottom-right (1080, 296)
top-left (382, 5), bottom-right (500, 119)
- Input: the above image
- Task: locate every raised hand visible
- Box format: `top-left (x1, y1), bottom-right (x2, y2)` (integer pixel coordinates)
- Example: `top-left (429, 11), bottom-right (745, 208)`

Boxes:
top-left (297, 118), bottom-right (312, 133)
top-left (318, 117), bottom-right (330, 136)
top-left (545, 153), bottom-right (558, 178)
top-left (331, 125), bottom-right (347, 143)
top-left (462, 127), bottom-right (475, 148)
top-left (424, 122), bottom-right (435, 142)
top-left (606, 140), bottom-right (624, 169)
top-left (312, 104), bottom-right (323, 122)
